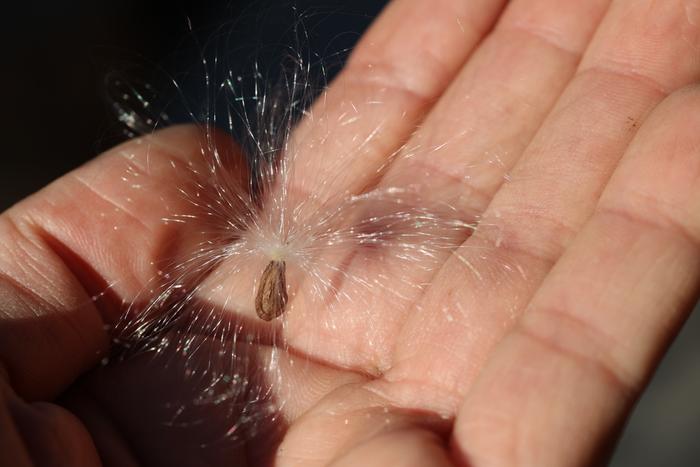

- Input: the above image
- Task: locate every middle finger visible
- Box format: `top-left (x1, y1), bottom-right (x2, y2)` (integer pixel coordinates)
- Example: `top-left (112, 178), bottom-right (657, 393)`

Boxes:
top-left (330, 0), bottom-right (614, 372)
top-left (386, 0), bottom-right (700, 411)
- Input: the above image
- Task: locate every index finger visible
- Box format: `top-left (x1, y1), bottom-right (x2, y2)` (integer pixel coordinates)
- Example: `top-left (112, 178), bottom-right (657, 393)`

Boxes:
top-left (284, 0), bottom-right (508, 209)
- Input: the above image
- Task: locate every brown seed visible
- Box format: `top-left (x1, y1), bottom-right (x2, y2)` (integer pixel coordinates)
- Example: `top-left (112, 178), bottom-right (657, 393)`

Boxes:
top-left (255, 260), bottom-right (288, 321)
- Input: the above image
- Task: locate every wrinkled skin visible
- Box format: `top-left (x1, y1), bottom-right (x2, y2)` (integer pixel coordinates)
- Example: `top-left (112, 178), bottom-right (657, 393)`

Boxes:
top-left (3, 0), bottom-right (700, 466)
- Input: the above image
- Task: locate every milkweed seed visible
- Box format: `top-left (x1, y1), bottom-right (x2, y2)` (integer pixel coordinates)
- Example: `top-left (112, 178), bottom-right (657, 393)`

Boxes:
top-left (255, 260), bottom-right (288, 321)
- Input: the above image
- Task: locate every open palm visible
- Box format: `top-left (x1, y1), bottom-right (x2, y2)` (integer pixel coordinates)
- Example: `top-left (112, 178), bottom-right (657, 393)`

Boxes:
top-left (3, 0), bottom-right (700, 466)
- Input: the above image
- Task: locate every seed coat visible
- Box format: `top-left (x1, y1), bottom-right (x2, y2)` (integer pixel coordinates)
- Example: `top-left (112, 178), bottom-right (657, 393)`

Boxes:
top-left (255, 260), bottom-right (288, 320)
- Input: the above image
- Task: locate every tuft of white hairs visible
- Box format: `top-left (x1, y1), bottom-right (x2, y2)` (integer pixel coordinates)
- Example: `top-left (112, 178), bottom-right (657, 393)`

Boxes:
top-left (100, 10), bottom-right (505, 449)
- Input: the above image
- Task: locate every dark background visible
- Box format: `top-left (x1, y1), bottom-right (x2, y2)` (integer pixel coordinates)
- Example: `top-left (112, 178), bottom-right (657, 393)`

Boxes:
top-left (1, 1), bottom-right (698, 465)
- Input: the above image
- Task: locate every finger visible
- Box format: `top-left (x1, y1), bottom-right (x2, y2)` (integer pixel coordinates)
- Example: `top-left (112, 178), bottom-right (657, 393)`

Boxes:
top-left (0, 389), bottom-right (32, 467)
top-left (387, 0), bottom-right (700, 409)
top-left (198, 0), bottom-right (509, 376)
top-left (1, 376), bottom-right (100, 467)
top-left (0, 125), bottom-right (233, 400)
top-left (326, 430), bottom-right (453, 467)
top-left (277, 382), bottom-right (452, 467)
top-left (318, 0), bottom-right (612, 373)
top-left (285, 0), bottom-right (508, 207)
top-left (381, 0), bottom-right (611, 221)
top-left (453, 85), bottom-right (700, 467)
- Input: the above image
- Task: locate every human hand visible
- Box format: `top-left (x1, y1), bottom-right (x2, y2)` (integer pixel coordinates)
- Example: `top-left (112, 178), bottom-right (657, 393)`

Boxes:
top-left (2, 0), bottom-right (700, 466)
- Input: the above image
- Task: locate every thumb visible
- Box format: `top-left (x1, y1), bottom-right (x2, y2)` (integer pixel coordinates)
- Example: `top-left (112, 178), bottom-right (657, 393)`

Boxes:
top-left (0, 125), bottom-right (238, 400)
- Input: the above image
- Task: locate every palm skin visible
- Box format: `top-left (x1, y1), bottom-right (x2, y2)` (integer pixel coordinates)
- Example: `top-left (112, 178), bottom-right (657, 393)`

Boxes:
top-left (3, 0), bottom-right (700, 466)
